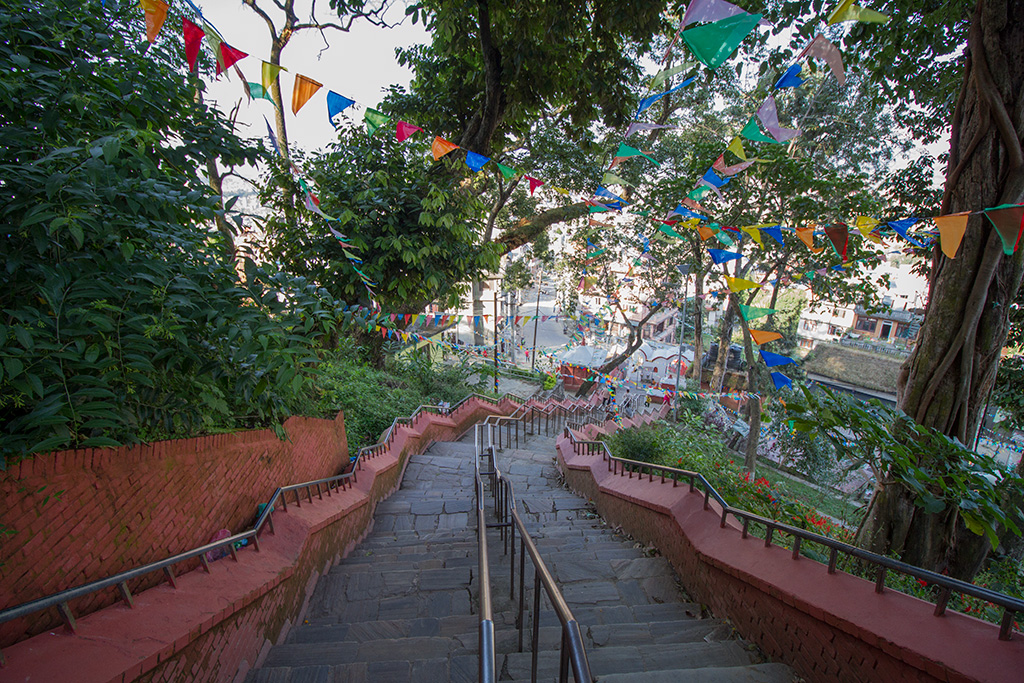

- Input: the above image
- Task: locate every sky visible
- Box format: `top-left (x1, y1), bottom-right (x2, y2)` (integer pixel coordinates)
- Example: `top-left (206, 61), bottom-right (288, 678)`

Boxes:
top-left (192, 1), bottom-right (429, 155)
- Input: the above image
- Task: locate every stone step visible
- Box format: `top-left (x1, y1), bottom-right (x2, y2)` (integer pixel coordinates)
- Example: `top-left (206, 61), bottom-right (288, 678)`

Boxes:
top-left (596, 662), bottom-right (797, 682)
top-left (500, 641), bottom-right (755, 680)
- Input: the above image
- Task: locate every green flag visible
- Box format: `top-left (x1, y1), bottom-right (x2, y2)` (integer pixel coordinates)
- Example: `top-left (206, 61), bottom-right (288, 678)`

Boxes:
top-left (739, 304), bottom-right (776, 321)
top-left (650, 62), bottom-right (693, 90)
top-left (364, 108), bottom-right (389, 136)
top-left (658, 224), bottom-right (683, 239)
top-left (589, 205), bottom-right (610, 213)
top-left (496, 162), bottom-right (517, 180)
top-left (602, 172), bottom-right (634, 187)
top-left (615, 143), bottom-right (660, 166)
top-left (681, 12), bottom-right (763, 69)
top-left (247, 82), bottom-right (275, 104)
top-left (741, 117), bottom-right (785, 144)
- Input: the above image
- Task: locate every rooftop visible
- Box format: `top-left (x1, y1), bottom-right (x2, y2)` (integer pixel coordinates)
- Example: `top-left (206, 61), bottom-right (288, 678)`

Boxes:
top-left (802, 343), bottom-right (905, 394)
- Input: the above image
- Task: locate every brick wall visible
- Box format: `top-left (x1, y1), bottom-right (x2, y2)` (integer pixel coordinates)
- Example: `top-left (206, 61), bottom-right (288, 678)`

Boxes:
top-left (556, 420), bottom-right (1024, 683)
top-left (0, 413), bottom-right (349, 648)
top-left (0, 394), bottom-right (541, 682)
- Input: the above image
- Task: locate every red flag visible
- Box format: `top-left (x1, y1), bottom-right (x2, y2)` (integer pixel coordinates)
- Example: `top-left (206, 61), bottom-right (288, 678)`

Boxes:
top-left (182, 18), bottom-right (205, 71)
top-left (526, 176), bottom-right (544, 195)
top-left (396, 121), bottom-right (423, 142)
top-left (823, 223), bottom-right (849, 261)
top-left (217, 43), bottom-right (248, 76)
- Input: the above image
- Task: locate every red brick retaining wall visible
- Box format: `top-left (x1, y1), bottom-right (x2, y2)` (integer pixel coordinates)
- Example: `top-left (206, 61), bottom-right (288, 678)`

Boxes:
top-left (0, 414), bottom-right (349, 648)
top-left (556, 419), bottom-right (1024, 683)
top-left (0, 394), bottom-right (556, 682)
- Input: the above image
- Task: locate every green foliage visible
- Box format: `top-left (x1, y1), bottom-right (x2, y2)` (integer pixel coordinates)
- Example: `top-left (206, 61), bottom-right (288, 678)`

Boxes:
top-left (542, 373), bottom-right (557, 390)
top-left (0, 1), bottom-right (331, 464)
top-left (764, 398), bottom-right (841, 485)
top-left (313, 340), bottom-right (472, 448)
top-left (785, 386), bottom-right (1024, 551)
top-left (262, 127), bottom-right (499, 314)
top-left (992, 355), bottom-right (1024, 430)
top-left (502, 259), bottom-right (533, 292)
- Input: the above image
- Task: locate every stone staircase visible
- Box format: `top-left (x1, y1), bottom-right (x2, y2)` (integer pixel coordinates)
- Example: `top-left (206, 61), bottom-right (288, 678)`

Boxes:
top-left (248, 421), bottom-right (795, 682)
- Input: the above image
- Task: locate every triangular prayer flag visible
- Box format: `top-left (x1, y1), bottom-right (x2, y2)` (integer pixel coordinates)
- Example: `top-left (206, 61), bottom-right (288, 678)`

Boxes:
top-left (713, 154), bottom-right (756, 176)
top-left (465, 151), bottom-right (491, 172)
top-left (140, 0), bottom-right (169, 43)
top-left (725, 276), bottom-right (761, 292)
top-left (887, 218), bottom-right (926, 247)
top-left (364, 109), bottom-right (389, 136)
top-left (262, 61), bottom-right (285, 92)
top-left (218, 43), bottom-right (248, 76)
top-left (827, 0), bottom-right (890, 24)
top-left (291, 74), bottom-right (322, 114)
top-left (526, 176), bottom-right (545, 195)
top-left (659, 225), bottom-right (684, 239)
top-left (795, 227), bottom-right (824, 253)
top-left (602, 172), bottom-right (634, 187)
top-left (741, 225), bottom-right (763, 245)
top-left (824, 223), bottom-right (849, 261)
top-left (708, 248), bottom-right (742, 264)
top-left (984, 205), bottom-right (1024, 255)
top-left (595, 186), bottom-right (627, 204)
top-left (761, 225), bottom-right (784, 244)
top-left (681, 12), bottom-right (764, 69)
top-left (739, 305), bottom-right (776, 321)
top-left (750, 329), bottom-right (783, 345)
top-left (203, 25), bottom-right (224, 72)
top-left (774, 64), bottom-right (804, 89)
top-left (688, 185), bottom-right (711, 201)
top-left (495, 162), bottom-right (517, 179)
top-left (756, 96), bottom-right (801, 142)
top-left (683, 0), bottom-right (771, 26)
top-left (247, 82), bottom-right (275, 103)
top-left (614, 143), bottom-right (661, 166)
top-left (650, 63), bottom-right (692, 89)
top-left (770, 372), bottom-right (793, 390)
top-left (697, 225), bottom-right (716, 241)
top-left (326, 91), bottom-right (355, 127)
top-left (760, 349), bottom-right (796, 367)
top-left (727, 136), bottom-right (747, 160)
top-left (182, 18), bottom-right (205, 72)
top-left (740, 116), bottom-right (784, 144)
top-left (636, 77), bottom-right (696, 115)
top-left (396, 121), bottom-right (423, 142)
top-left (701, 167), bottom-right (730, 188)
top-left (801, 34), bottom-right (846, 86)
top-left (432, 137), bottom-right (460, 160)
top-left (934, 212), bottom-right (970, 259)
top-left (264, 115), bottom-right (281, 156)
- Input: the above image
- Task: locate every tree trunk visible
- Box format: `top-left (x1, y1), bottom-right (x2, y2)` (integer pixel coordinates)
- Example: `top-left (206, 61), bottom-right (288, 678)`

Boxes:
top-left (472, 280), bottom-right (487, 346)
top-left (734, 305), bottom-right (762, 475)
top-left (688, 270), bottom-right (705, 386)
top-left (860, 0), bottom-right (1024, 580)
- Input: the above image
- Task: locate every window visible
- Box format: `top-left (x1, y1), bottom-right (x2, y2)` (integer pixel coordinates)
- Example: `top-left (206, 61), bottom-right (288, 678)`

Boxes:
top-left (802, 319), bottom-right (817, 332)
top-left (828, 325), bottom-right (842, 336)
top-left (855, 317), bottom-right (876, 332)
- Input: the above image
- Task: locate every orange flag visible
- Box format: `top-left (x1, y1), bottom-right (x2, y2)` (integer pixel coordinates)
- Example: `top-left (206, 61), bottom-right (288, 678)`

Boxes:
top-left (292, 74), bottom-right (322, 114)
top-left (795, 226), bottom-right (824, 253)
top-left (141, 0), bottom-right (169, 43)
top-left (431, 137), bottom-right (459, 160)
top-left (697, 225), bottom-right (716, 241)
top-left (934, 213), bottom-right (970, 259)
top-left (749, 329), bottom-right (783, 345)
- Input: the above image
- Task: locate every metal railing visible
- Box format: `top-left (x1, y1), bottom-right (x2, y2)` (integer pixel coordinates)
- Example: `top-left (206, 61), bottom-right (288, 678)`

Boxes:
top-left (0, 390), bottom-right (527, 663)
top-left (564, 428), bottom-right (1024, 642)
top-left (473, 397), bottom-right (601, 683)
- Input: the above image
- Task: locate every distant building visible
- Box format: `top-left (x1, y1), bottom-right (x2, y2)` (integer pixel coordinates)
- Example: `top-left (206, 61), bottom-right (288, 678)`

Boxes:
top-left (803, 343), bottom-right (904, 406)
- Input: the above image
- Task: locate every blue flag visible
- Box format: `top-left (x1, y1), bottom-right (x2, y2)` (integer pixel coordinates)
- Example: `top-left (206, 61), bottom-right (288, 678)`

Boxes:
top-left (760, 350), bottom-right (796, 367)
top-left (326, 91), bottom-right (355, 128)
top-left (636, 77), bottom-right (697, 115)
top-left (701, 167), bottom-right (730, 188)
top-left (761, 225), bottom-right (784, 245)
top-left (671, 203), bottom-right (708, 221)
top-left (774, 64), bottom-right (804, 89)
top-left (770, 372), bottom-right (793, 390)
top-left (708, 248), bottom-right (742, 265)
top-left (888, 218), bottom-right (925, 247)
top-left (465, 151), bottom-right (490, 172)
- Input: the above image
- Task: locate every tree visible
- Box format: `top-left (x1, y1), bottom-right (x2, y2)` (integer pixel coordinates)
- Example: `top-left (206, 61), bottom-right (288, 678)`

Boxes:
top-left (798, 0), bottom-right (1024, 580)
top-left (0, 0), bottom-right (331, 463)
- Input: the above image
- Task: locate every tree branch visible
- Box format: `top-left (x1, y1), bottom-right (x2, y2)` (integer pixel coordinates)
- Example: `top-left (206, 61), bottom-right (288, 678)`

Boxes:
top-left (495, 202), bottom-right (588, 254)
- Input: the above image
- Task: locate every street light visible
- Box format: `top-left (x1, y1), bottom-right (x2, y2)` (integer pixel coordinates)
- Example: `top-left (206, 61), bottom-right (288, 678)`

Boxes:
top-left (673, 264), bottom-right (691, 420)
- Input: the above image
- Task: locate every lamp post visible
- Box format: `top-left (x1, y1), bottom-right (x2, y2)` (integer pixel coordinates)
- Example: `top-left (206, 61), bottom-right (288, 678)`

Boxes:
top-left (673, 264), bottom-right (691, 421)
top-left (530, 273), bottom-right (542, 372)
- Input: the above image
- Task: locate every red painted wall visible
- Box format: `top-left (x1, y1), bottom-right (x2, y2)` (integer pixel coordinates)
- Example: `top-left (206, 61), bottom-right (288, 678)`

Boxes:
top-left (0, 413), bottom-right (349, 647)
top-left (557, 419), bottom-right (1024, 683)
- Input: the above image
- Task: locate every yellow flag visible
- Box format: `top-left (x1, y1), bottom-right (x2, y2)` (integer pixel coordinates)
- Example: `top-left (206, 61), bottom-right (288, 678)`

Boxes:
top-left (934, 213), bottom-right (970, 259)
top-left (854, 215), bottom-right (884, 244)
top-left (741, 225), bottom-right (763, 245)
top-left (262, 61), bottom-right (286, 93)
top-left (727, 136), bottom-right (747, 161)
top-left (827, 0), bottom-right (890, 24)
top-left (551, 187), bottom-right (570, 195)
top-left (725, 276), bottom-right (761, 293)
top-left (292, 74), bottom-right (322, 114)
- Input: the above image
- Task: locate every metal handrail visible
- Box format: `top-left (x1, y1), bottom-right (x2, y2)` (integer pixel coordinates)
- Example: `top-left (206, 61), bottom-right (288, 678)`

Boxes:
top-left (473, 398), bottom-right (601, 683)
top-left (0, 390), bottom-right (525, 652)
top-left (564, 427), bottom-right (1024, 641)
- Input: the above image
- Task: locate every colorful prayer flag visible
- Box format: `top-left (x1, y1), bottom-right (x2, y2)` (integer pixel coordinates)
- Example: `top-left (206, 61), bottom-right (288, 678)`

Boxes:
top-left (291, 74), bottom-right (322, 114)
top-left (740, 116), bottom-right (784, 144)
top-left (727, 136), bottom-right (747, 160)
top-left (795, 227), bottom-right (824, 253)
top-left (756, 96), bottom-right (801, 142)
top-left (827, 0), bottom-right (890, 24)
top-left (760, 350), bottom-right (796, 367)
top-left (770, 372), bottom-right (793, 390)
top-left (725, 276), bottom-right (761, 292)
top-left (262, 61), bottom-right (285, 92)
top-left (465, 151), bottom-right (490, 172)
top-left (934, 212), bottom-right (970, 259)
top-left (774, 64), bottom-right (804, 89)
top-left (801, 34), bottom-right (846, 86)
top-left (396, 121), bottom-right (423, 142)
top-left (141, 0), bottom-right (169, 43)
top-left (526, 176), bottom-right (545, 195)
top-left (326, 91), bottom-right (355, 127)
top-left (740, 305), bottom-right (776, 321)
top-left (495, 162), bottom-right (517, 180)
top-left (681, 12), bottom-right (764, 69)
top-left (364, 109), bottom-right (389, 136)
top-left (183, 18), bottom-right (205, 72)
top-left (708, 248), bottom-right (742, 264)
top-left (824, 223), bottom-right (849, 261)
top-left (887, 218), bottom-right (925, 247)
top-left (750, 329), bottom-right (782, 345)
top-left (614, 143), bottom-right (661, 166)
top-left (984, 205), bottom-right (1024, 255)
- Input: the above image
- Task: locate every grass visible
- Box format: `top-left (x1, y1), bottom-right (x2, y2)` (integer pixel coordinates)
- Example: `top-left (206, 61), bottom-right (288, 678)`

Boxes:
top-left (757, 462), bottom-right (864, 525)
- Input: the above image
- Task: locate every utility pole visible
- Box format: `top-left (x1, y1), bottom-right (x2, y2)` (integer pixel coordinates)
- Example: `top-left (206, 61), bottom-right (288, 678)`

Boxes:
top-left (530, 273), bottom-right (542, 372)
top-left (493, 288), bottom-right (499, 394)
top-left (673, 265), bottom-right (691, 421)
